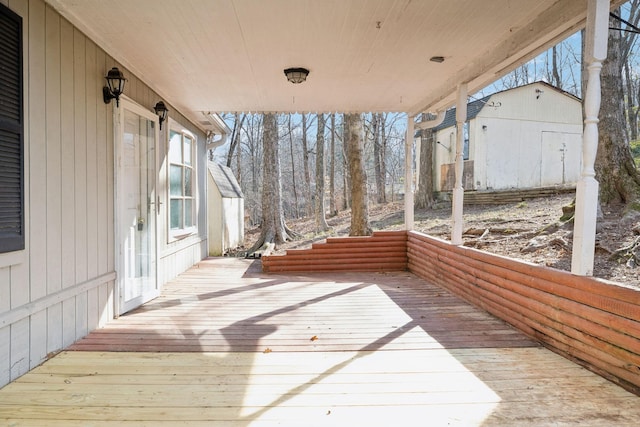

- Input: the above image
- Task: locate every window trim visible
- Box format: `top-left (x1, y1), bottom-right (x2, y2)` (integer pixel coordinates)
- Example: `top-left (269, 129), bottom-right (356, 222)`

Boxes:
top-left (167, 124), bottom-right (197, 241)
top-left (0, 3), bottom-right (25, 254)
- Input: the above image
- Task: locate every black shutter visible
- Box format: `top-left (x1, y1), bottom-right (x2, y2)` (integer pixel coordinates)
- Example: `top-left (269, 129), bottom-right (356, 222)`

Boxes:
top-left (0, 4), bottom-right (24, 253)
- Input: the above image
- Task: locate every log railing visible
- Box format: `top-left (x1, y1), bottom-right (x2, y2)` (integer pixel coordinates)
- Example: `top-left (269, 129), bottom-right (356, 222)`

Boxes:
top-left (407, 231), bottom-right (640, 395)
top-left (261, 231), bottom-right (407, 273)
top-left (261, 229), bottom-right (640, 394)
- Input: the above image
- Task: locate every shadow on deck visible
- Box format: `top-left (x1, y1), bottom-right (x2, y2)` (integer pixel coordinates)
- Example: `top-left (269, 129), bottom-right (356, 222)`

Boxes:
top-left (1, 256), bottom-right (640, 425)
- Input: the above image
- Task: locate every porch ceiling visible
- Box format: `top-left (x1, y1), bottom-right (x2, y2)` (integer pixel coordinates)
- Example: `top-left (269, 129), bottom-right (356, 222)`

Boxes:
top-left (46, 0), bottom-right (623, 126)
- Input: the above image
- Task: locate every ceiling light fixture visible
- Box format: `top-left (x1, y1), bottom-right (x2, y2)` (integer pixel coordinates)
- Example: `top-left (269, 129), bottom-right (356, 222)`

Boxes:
top-left (430, 56), bottom-right (445, 63)
top-left (284, 67), bottom-right (310, 84)
top-left (102, 67), bottom-right (127, 106)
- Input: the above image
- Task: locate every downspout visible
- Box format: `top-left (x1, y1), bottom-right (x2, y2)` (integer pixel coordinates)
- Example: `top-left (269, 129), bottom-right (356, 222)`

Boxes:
top-left (203, 112), bottom-right (231, 151)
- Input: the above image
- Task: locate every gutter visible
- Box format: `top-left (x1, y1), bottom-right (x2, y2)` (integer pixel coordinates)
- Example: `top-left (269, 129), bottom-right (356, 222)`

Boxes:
top-left (203, 112), bottom-right (231, 150)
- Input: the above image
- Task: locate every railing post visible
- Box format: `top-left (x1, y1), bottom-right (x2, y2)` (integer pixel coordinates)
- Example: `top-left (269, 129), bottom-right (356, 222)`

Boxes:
top-left (452, 83), bottom-right (467, 245)
top-left (405, 115), bottom-right (415, 230)
top-left (572, 0), bottom-right (609, 275)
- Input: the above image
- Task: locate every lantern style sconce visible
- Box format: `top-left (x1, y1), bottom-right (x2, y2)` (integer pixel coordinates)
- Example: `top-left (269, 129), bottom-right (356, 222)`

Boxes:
top-left (284, 67), bottom-right (309, 84)
top-left (103, 67), bottom-right (127, 107)
top-left (154, 101), bottom-right (169, 130)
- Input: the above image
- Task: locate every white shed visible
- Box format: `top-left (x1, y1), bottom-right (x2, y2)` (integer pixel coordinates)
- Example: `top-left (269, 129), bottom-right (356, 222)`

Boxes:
top-left (432, 82), bottom-right (582, 192)
top-left (207, 162), bottom-right (245, 256)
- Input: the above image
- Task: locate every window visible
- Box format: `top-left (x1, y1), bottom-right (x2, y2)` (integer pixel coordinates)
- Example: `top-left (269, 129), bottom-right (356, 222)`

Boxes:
top-left (0, 4), bottom-right (24, 254)
top-left (168, 128), bottom-right (196, 237)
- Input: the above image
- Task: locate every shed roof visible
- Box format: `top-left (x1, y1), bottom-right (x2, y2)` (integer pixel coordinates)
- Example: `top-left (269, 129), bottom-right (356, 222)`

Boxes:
top-left (208, 162), bottom-right (244, 199)
top-left (433, 96), bottom-right (491, 131)
top-left (432, 82), bottom-right (580, 131)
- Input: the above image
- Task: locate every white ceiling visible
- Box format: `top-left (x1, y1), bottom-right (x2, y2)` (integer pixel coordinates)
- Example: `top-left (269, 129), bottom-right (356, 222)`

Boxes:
top-left (46, 0), bottom-right (624, 129)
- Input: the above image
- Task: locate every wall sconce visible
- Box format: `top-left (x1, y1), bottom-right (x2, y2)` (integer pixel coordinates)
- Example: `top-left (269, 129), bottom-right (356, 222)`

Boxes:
top-left (103, 67), bottom-right (126, 107)
top-left (284, 67), bottom-right (309, 84)
top-left (154, 101), bottom-right (169, 130)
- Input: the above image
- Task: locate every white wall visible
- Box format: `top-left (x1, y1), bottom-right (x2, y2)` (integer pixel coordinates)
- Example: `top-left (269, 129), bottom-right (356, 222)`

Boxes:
top-left (0, 0), bottom-right (207, 388)
top-left (207, 173), bottom-right (244, 256)
top-left (434, 83), bottom-right (582, 192)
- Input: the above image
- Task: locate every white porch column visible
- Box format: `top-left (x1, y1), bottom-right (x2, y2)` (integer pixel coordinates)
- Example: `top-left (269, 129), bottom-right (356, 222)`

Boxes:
top-left (405, 115), bottom-right (415, 230)
top-left (452, 83), bottom-right (467, 245)
top-left (572, 0), bottom-right (609, 275)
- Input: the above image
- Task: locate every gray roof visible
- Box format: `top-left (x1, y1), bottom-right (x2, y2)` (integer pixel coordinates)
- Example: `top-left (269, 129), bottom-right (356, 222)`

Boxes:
top-left (208, 162), bottom-right (244, 199)
top-left (420, 81), bottom-right (580, 135)
top-left (433, 95), bottom-right (491, 131)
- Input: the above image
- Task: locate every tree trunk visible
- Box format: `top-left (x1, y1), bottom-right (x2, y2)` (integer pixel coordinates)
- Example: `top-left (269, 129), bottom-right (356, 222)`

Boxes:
top-left (250, 113), bottom-right (295, 252)
top-left (373, 113), bottom-right (385, 204)
top-left (345, 113), bottom-right (372, 236)
top-left (329, 113), bottom-right (337, 216)
top-left (596, 12), bottom-right (640, 205)
top-left (288, 114), bottom-right (299, 218)
top-left (301, 114), bottom-right (312, 217)
top-left (551, 45), bottom-right (561, 89)
top-left (342, 130), bottom-right (350, 210)
top-left (380, 113), bottom-right (387, 203)
top-left (415, 119), bottom-right (435, 209)
top-left (624, 61), bottom-right (637, 141)
top-left (226, 113), bottom-right (245, 168)
top-left (315, 114), bottom-right (329, 231)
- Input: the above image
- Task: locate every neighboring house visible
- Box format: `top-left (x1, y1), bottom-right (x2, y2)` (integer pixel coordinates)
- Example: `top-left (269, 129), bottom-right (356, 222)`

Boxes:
top-left (207, 162), bottom-right (244, 256)
top-left (431, 82), bottom-right (582, 192)
top-left (0, 1), bottom-right (228, 387)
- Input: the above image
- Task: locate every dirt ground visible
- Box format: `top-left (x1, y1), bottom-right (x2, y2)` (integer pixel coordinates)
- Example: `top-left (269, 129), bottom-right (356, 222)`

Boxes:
top-left (244, 194), bottom-right (640, 290)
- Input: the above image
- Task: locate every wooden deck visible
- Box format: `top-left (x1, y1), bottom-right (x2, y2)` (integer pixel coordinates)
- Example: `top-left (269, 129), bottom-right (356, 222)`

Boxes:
top-left (2, 257), bottom-right (640, 426)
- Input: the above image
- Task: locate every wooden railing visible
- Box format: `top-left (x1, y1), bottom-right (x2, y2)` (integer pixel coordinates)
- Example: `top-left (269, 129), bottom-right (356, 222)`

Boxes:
top-left (261, 230), bottom-right (407, 273)
top-left (407, 231), bottom-right (640, 395)
top-left (261, 229), bottom-right (640, 394)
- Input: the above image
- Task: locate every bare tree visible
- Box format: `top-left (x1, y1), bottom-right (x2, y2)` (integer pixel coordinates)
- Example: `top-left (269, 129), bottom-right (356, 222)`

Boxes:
top-left (595, 10), bottom-right (640, 205)
top-left (250, 113), bottom-right (295, 252)
top-left (301, 114), bottom-right (313, 216)
top-left (373, 113), bottom-right (386, 203)
top-left (314, 114), bottom-right (329, 232)
top-left (329, 113), bottom-right (338, 216)
top-left (415, 114), bottom-right (436, 209)
top-left (344, 113), bottom-right (371, 236)
top-left (226, 113), bottom-right (246, 168)
top-left (287, 114), bottom-right (300, 218)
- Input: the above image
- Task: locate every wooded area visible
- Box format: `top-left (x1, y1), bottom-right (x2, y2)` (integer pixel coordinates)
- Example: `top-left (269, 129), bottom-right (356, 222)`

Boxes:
top-left (212, 1), bottom-right (640, 249)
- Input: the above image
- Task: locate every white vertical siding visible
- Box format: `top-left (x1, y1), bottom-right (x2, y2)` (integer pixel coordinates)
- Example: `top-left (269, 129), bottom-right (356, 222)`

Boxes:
top-left (45, 3), bottom-right (63, 356)
top-left (0, 0), bottom-right (209, 389)
top-left (28, 0), bottom-right (48, 369)
top-left (7, 0), bottom-right (31, 383)
top-left (434, 83), bottom-right (582, 192)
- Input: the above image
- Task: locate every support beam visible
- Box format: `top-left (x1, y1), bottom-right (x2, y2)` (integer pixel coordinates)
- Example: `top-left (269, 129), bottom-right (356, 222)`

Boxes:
top-left (451, 84), bottom-right (467, 245)
top-left (572, 0), bottom-right (609, 275)
top-left (405, 115), bottom-right (415, 230)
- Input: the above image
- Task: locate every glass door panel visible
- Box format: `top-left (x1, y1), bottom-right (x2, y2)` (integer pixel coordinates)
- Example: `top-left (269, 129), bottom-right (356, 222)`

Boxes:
top-left (118, 106), bottom-right (158, 314)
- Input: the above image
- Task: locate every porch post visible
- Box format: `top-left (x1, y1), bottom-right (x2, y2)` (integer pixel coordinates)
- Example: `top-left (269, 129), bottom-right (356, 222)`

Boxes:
top-left (572, 0), bottom-right (609, 275)
top-left (452, 83), bottom-right (467, 245)
top-left (405, 115), bottom-right (415, 230)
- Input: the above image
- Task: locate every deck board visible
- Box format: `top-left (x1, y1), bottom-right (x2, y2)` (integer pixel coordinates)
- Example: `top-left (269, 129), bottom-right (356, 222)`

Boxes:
top-left (2, 257), bottom-right (640, 426)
